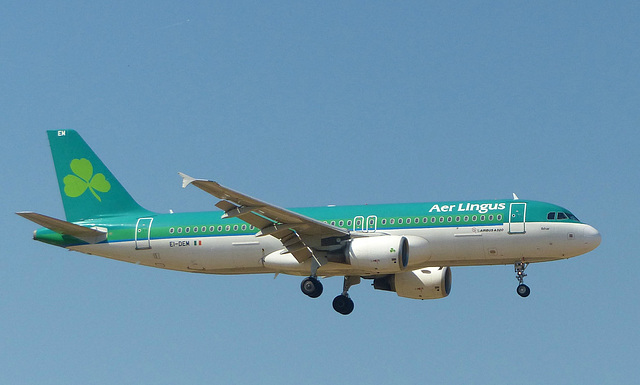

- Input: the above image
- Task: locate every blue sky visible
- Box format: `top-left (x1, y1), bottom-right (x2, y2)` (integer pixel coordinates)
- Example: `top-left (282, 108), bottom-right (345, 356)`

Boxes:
top-left (2, 1), bottom-right (638, 384)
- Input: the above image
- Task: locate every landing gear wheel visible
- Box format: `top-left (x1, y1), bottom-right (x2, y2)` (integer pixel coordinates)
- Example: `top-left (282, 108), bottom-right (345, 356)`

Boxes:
top-left (301, 277), bottom-right (323, 298)
top-left (517, 284), bottom-right (530, 297)
top-left (514, 261), bottom-right (530, 298)
top-left (332, 295), bottom-right (354, 315)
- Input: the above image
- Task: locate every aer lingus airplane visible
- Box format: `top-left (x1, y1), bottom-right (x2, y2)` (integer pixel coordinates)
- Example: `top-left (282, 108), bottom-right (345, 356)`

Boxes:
top-left (18, 130), bottom-right (601, 315)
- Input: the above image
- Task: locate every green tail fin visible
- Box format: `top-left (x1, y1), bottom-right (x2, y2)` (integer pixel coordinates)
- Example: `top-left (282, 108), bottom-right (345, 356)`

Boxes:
top-left (47, 130), bottom-right (153, 221)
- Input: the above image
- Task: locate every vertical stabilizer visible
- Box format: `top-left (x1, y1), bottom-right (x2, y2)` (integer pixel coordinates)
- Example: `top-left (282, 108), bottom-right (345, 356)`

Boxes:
top-left (47, 130), bottom-right (153, 221)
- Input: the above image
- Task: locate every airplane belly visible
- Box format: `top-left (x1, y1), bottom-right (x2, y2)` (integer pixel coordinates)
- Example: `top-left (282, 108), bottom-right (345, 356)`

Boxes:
top-left (424, 227), bottom-right (487, 263)
top-left (70, 235), bottom-right (280, 275)
top-left (164, 235), bottom-right (279, 273)
top-left (423, 224), bottom-right (563, 266)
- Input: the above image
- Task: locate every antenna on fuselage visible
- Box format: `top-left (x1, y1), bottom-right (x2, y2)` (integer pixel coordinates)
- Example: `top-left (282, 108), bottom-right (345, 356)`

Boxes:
top-left (512, 193), bottom-right (520, 200)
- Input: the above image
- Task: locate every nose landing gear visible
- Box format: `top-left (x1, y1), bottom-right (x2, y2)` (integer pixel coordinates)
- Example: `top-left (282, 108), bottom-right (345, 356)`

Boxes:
top-left (515, 261), bottom-right (530, 297)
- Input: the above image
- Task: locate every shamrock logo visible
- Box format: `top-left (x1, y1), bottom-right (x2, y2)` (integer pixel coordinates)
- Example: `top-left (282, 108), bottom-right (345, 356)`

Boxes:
top-left (63, 158), bottom-right (111, 201)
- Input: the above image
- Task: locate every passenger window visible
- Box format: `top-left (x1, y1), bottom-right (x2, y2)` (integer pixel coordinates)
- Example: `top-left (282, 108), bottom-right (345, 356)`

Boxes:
top-left (547, 212), bottom-right (556, 220)
top-left (422, 217), bottom-right (428, 223)
top-left (464, 216), bottom-right (469, 222)
top-left (431, 217), bottom-right (436, 223)
top-left (447, 216), bottom-right (452, 222)
top-left (170, 228), bottom-right (175, 234)
top-left (242, 225), bottom-right (247, 230)
top-left (218, 225), bottom-right (223, 232)
top-left (480, 215), bottom-right (485, 221)
top-left (398, 218), bottom-right (403, 224)
top-left (497, 214), bottom-right (503, 221)
top-left (381, 219), bottom-right (387, 225)
top-left (472, 215), bottom-right (477, 221)
top-left (193, 226), bottom-right (198, 233)
top-left (455, 216), bottom-right (460, 222)
top-left (177, 227), bottom-right (182, 233)
top-left (557, 212), bottom-right (568, 220)
top-left (439, 217), bottom-right (444, 223)
top-left (347, 220), bottom-right (352, 226)
top-left (339, 220), bottom-right (344, 226)
top-left (209, 226), bottom-right (215, 232)
top-left (488, 215), bottom-right (493, 221)
top-left (185, 227), bottom-right (190, 233)
top-left (202, 226), bottom-right (206, 232)
top-left (390, 218), bottom-right (395, 225)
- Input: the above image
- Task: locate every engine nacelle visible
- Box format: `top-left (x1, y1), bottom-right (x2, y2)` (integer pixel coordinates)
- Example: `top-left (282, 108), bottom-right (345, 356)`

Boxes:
top-left (373, 267), bottom-right (452, 299)
top-left (346, 236), bottom-right (409, 274)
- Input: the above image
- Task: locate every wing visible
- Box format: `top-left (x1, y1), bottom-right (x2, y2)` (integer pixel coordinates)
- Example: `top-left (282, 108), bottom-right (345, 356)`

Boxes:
top-left (179, 173), bottom-right (350, 262)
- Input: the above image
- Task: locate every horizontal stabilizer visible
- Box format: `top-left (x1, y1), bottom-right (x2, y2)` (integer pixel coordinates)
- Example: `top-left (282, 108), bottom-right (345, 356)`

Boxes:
top-left (17, 211), bottom-right (107, 244)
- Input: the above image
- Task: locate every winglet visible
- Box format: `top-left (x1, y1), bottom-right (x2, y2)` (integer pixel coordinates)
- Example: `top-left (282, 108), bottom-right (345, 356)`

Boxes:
top-left (178, 172), bottom-right (197, 189)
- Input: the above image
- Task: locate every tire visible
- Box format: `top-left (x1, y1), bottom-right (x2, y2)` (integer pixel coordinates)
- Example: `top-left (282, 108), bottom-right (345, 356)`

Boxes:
top-left (517, 284), bottom-right (531, 298)
top-left (301, 277), bottom-right (323, 298)
top-left (332, 295), bottom-right (354, 315)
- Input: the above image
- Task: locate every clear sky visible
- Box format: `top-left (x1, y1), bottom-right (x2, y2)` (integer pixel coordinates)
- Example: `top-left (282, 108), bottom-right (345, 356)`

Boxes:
top-left (2, 1), bottom-right (638, 384)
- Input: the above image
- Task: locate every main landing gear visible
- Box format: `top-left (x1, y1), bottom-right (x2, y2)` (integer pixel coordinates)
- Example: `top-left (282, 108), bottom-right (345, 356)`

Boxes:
top-left (300, 275), bottom-right (360, 315)
top-left (515, 261), bottom-right (531, 297)
top-left (332, 276), bottom-right (360, 316)
top-left (301, 276), bottom-right (323, 298)
top-left (301, 257), bottom-right (324, 298)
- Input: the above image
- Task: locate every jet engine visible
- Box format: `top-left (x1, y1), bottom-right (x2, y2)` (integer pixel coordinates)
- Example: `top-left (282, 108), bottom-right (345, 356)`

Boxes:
top-left (373, 267), bottom-right (452, 299)
top-left (346, 236), bottom-right (409, 274)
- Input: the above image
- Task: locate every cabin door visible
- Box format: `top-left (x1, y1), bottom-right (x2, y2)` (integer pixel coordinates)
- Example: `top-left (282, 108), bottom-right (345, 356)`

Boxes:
top-left (508, 203), bottom-right (527, 234)
top-left (135, 217), bottom-right (154, 249)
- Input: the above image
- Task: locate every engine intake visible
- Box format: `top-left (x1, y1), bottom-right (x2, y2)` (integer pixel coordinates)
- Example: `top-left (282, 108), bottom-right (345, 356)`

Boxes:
top-left (373, 267), bottom-right (452, 299)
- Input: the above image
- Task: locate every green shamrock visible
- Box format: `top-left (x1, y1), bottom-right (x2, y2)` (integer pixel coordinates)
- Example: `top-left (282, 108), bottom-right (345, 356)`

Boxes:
top-left (63, 158), bottom-right (111, 201)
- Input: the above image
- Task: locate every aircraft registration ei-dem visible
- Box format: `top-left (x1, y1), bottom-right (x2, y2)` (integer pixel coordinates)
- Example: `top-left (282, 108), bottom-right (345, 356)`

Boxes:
top-left (18, 130), bottom-right (601, 315)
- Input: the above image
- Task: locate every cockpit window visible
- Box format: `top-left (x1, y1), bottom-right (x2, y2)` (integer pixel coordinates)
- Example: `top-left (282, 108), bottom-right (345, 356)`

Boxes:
top-left (548, 211), bottom-right (580, 222)
top-left (566, 212), bottom-right (579, 221)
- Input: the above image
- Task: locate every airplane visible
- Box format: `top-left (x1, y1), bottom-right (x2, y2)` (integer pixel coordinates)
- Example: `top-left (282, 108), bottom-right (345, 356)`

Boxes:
top-left (18, 130), bottom-right (601, 315)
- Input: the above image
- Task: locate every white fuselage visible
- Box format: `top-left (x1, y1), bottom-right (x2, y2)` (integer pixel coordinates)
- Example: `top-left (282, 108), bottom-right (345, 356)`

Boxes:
top-left (70, 221), bottom-right (601, 277)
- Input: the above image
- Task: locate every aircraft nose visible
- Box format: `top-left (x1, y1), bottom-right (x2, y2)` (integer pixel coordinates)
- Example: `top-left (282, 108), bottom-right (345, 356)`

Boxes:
top-left (583, 224), bottom-right (601, 251)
